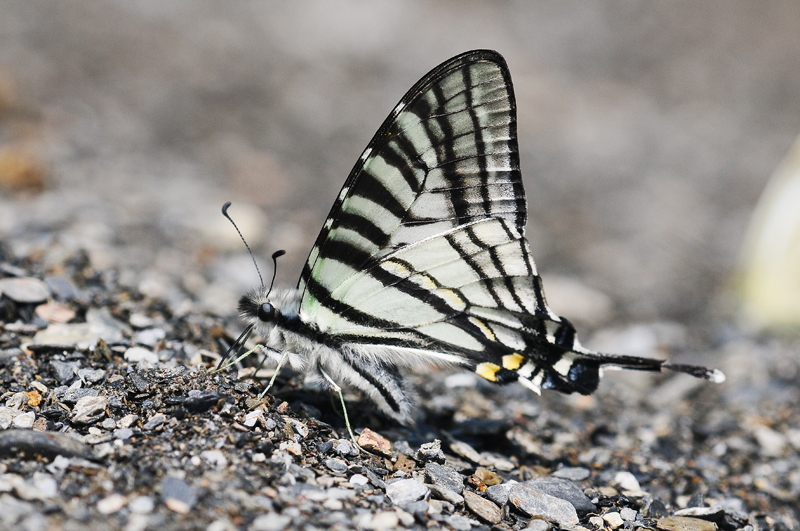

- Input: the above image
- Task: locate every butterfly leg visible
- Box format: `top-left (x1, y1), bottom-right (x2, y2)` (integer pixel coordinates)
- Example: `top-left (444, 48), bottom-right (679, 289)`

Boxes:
top-left (318, 368), bottom-right (361, 450)
top-left (257, 348), bottom-right (290, 400)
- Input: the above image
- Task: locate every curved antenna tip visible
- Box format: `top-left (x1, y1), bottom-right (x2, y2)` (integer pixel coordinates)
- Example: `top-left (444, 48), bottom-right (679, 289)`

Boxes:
top-left (272, 250), bottom-right (286, 259)
top-left (222, 201), bottom-right (232, 215)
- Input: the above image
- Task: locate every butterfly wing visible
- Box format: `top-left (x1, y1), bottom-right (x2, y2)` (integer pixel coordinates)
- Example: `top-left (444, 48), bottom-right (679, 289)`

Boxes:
top-left (299, 50), bottom-right (526, 321)
top-left (294, 50), bottom-right (716, 403)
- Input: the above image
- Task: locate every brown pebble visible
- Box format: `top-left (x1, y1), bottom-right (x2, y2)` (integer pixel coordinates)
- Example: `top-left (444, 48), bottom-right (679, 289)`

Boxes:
top-left (463, 491), bottom-right (502, 524)
top-left (474, 467), bottom-right (503, 486)
top-left (24, 389), bottom-right (41, 407)
top-left (35, 301), bottom-right (76, 324)
top-left (357, 427), bottom-right (393, 457)
top-left (393, 453), bottom-right (417, 473)
top-left (657, 516), bottom-right (718, 531)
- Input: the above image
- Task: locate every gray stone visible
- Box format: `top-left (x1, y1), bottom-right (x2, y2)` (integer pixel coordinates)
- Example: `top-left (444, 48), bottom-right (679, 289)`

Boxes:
top-left (143, 413), bottom-right (166, 430)
top-left (445, 514), bottom-right (473, 531)
top-left (134, 328), bottom-right (166, 347)
top-left (124, 347), bottom-right (158, 364)
top-left (385, 478), bottom-right (429, 506)
top-left (128, 495), bottom-right (154, 514)
top-left (113, 427), bottom-right (134, 440)
top-left (61, 387), bottom-right (99, 403)
top-left (33, 308), bottom-right (126, 349)
top-left (428, 484), bottom-right (464, 506)
top-left (44, 275), bottom-right (80, 301)
top-left (78, 368), bottom-right (106, 384)
top-left (160, 476), bottom-right (196, 509)
top-left (552, 466), bottom-right (591, 481)
top-left (508, 483), bottom-right (579, 527)
top-left (620, 507), bottom-right (638, 521)
top-left (524, 477), bottom-right (596, 513)
top-left (425, 461), bottom-right (464, 494)
top-left (486, 481), bottom-right (516, 506)
top-left (71, 395), bottom-right (108, 424)
top-left (527, 519), bottom-right (549, 531)
top-left (51, 361), bottom-right (81, 383)
top-left (449, 440), bottom-right (482, 463)
top-left (463, 490), bottom-right (502, 524)
top-left (334, 439), bottom-right (357, 457)
top-left (325, 458), bottom-right (348, 475)
top-left (0, 277), bottom-right (50, 303)
top-left (417, 439), bottom-right (446, 463)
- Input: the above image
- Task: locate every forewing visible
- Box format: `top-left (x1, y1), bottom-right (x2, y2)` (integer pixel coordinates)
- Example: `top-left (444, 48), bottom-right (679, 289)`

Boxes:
top-left (298, 50), bottom-right (525, 320)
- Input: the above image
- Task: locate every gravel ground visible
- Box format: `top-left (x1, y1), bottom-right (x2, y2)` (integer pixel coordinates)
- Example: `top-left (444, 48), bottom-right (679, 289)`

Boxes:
top-left (0, 241), bottom-right (798, 530)
top-left (1, 3), bottom-right (800, 531)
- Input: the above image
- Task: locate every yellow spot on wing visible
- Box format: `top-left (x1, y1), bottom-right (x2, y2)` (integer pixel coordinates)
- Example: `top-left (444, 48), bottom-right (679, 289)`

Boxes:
top-left (502, 353), bottom-right (524, 370)
top-left (469, 317), bottom-right (496, 341)
top-left (476, 362), bottom-right (501, 382)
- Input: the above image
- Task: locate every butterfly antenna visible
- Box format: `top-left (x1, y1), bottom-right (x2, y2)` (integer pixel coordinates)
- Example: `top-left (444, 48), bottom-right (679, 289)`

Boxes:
top-left (222, 202), bottom-right (265, 292)
top-left (268, 250), bottom-right (286, 295)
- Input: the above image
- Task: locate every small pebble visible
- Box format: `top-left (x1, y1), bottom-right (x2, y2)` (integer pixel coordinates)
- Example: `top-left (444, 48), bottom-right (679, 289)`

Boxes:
top-left (508, 483), bottom-right (579, 527)
top-left (753, 425), bottom-right (786, 457)
top-left (96, 493), bottom-right (126, 515)
top-left (0, 277), bottom-right (50, 303)
top-left (71, 396), bottom-right (108, 424)
top-left (463, 490), bottom-right (502, 524)
top-left (474, 467), bottom-right (503, 486)
top-left (656, 516), bottom-right (718, 531)
top-left (35, 301), bottom-right (75, 323)
top-left (143, 413), bottom-right (166, 430)
top-left (603, 511), bottom-right (624, 529)
top-left (552, 467), bottom-right (591, 481)
top-left (249, 513), bottom-right (292, 531)
top-left (613, 471), bottom-right (641, 492)
top-left (357, 427), bottom-right (392, 457)
top-left (160, 476), bottom-right (196, 510)
top-left (334, 439), bottom-right (356, 457)
top-left (325, 458), bottom-right (348, 475)
top-left (117, 414), bottom-right (138, 428)
top-left (128, 495), bottom-right (155, 514)
top-left (417, 439), bottom-right (446, 463)
top-left (124, 347), bottom-right (158, 364)
top-left (527, 519), bottom-right (549, 531)
top-left (425, 462), bottom-right (464, 494)
top-left (427, 484), bottom-right (464, 506)
top-left (133, 328), bottom-right (166, 347)
top-left (449, 440), bottom-right (482, 463)
top-left (366, 511), bottom-right (398, 530)
top-left (385, 478), bottom-right (429, 506)
top-left (51, 361), bottom-right (81, 383)
top-left (524, 477), bottom-right (596, 513)
top-left (486, 482), bottom-right (516, 506)
top-left (349, 474), bottom-right (369, 486)
top-left (620, 507), bottom-right (637, 521)
top-left (113, 427), bottom-right (134, 440)
top-left (78, 368), bottom-right (106, 384)
top-left (445, 514), bottom-right (473, 531)
top-left (129, 312), bottom-right (156, 328)
top-left (201, 449), bottom-right (228, 467)
top-left (589, 516), bottom-right (605, 528)
top-left (12, 412), bottom-right (35, 429)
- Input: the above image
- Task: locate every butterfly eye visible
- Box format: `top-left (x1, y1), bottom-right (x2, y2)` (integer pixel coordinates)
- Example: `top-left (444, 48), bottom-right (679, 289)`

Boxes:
top-left (257, 303), bottom-right (275, 322)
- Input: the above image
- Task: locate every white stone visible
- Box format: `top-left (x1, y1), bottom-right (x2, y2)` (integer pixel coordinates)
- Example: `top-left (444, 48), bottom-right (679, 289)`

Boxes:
top-left (603, 511), bottom-right (624, 529)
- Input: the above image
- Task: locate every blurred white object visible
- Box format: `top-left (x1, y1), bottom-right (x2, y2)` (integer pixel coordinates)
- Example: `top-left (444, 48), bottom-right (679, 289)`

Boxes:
top-left (738, 133), bottom-right (800, 329)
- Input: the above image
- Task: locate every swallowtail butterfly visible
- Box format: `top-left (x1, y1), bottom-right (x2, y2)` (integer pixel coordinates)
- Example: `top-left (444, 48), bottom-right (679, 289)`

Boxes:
top-left (226, 50), bottom-right (724, 425)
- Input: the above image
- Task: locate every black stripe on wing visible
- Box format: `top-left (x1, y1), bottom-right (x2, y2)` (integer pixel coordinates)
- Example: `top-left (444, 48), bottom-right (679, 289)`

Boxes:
top-left (298, 50), bottom-right (526, 310)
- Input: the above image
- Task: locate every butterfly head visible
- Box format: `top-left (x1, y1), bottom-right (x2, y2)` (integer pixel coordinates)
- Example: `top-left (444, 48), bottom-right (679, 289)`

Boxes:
top-left (238, 290), bottom-right (277, 326)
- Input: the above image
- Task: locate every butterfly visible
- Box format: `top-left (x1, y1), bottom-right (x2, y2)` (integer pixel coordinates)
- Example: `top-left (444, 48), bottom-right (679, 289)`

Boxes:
top-left (222, 50), bottom-right (724, 426)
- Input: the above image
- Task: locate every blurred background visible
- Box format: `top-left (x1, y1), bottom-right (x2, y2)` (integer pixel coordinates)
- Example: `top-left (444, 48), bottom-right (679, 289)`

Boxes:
top-left (1, 1), bottom-right (800, 338)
